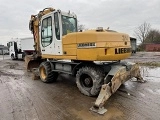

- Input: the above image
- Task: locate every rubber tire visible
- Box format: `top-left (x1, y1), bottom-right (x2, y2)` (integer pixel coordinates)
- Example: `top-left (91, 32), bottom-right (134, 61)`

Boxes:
top-left (76, 66), bottom-right (104, 96)
top-left (39, 61), bottom-right (58, 83)
top-left (11, 54), bottom-right (15, 60)
top-left (22, 52), bottom-right (26, 60)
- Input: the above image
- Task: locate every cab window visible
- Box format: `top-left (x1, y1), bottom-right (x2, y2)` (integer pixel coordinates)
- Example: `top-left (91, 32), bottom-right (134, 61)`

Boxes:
top-left (10, 42), bottom-right (13, 46)
top-left (54, 12), bottom-right (60, 40)
top-left (62, 15), bottom-right (77, 36)
top-left (41, 17), bottom-right (52, 47)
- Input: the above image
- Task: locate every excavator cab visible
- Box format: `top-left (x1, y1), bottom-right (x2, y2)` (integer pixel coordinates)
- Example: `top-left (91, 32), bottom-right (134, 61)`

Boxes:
top-left (26, 8), bottom-right (77, 71)
top-left (39, 10), bottom-right (77, 56)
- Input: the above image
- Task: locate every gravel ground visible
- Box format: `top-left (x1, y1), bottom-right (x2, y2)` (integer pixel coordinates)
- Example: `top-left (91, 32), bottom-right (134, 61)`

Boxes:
top-left (0, 52), bottom-right (160, 120)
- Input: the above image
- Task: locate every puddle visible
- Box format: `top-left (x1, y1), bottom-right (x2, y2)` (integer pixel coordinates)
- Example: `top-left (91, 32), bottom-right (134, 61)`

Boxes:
top-left (69, 107), bottom-right (124, 120)
top-left (145, 88), bottom-right (160, 95)
top-left (140, 66), bottom-right (160, 82)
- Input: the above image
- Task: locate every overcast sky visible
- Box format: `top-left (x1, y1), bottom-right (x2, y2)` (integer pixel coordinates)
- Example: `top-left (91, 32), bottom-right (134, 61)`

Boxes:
top-left (0, 0), bottom-right (160, 45)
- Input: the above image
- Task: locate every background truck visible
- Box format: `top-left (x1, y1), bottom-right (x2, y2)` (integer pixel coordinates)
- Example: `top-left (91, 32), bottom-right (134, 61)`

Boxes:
top-left (8, 37), bottom-right (34, 60)
top-left (130, 37), bottom-right (137, 53)
top-left (25, 7), bottom-right (144, 114)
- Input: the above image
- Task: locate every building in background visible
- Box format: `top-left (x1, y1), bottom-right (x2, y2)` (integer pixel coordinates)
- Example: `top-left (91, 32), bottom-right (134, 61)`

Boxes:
top-left (145, 43), bottom-right (160, 52)
top-left (0, 45), bottom-right (9, 55)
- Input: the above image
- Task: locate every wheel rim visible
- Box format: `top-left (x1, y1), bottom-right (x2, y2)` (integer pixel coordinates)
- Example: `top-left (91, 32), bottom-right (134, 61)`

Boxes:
top-left (40, 66), bottom-right (47, 80)
top-left (80, 74), bottom-right (93, 88)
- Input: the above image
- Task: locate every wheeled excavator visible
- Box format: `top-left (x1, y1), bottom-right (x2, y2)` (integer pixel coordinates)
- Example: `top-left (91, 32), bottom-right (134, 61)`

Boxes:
top-left (25, 7), bottom-right (144, 114)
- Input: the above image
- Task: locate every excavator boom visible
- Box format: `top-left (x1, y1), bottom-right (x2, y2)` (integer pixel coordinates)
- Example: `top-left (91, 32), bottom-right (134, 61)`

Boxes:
top-left (29, 8), bottom-right (55, 58)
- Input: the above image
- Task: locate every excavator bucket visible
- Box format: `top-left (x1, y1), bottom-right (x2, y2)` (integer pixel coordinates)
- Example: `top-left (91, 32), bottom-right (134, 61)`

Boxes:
top-left (25, 55), bottom-right (45, 71)
top-left (90, 62), bottom-right (145, 115)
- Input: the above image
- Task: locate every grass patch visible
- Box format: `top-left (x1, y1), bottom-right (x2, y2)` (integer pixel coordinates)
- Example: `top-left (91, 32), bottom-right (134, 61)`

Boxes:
top-left (135, 62), bottom-right (160, 67)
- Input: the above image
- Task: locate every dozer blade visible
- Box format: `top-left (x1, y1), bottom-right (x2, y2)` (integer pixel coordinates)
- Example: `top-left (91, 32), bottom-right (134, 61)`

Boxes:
top-left (25, 55), bottom-right (45, 71)
top-left (90, 62), bottom-right (144, 115)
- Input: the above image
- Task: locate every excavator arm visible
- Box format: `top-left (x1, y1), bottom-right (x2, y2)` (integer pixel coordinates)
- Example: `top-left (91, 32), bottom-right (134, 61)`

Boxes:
top-left (26, 8), bottom-right (55, 71)
top-left (29, 8), bottom-right (55, 58)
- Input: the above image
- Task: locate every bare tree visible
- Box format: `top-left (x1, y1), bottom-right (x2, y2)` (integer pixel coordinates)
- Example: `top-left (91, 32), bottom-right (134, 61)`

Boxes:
top-left (134, 22), bottom-right (151, 43)
top-left (78, 24), bottom-right (85, 31)
top-left (145, 29), bottom-right (160, 43)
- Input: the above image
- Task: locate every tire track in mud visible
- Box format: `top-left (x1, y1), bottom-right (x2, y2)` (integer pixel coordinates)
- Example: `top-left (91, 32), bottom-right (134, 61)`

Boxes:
top-left (0, 70), bottom-right (17, 77)
top-left (0, 62), bottom-right (24, 78)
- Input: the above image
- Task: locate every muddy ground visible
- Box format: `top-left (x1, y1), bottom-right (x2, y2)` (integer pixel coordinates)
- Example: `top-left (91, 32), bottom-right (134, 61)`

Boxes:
top-left (0, 52), bottom-right (160, 120)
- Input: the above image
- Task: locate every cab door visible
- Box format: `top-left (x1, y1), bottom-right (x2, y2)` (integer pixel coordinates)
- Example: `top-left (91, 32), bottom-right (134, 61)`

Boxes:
top-left (40, 12), bottom-right (62, 55)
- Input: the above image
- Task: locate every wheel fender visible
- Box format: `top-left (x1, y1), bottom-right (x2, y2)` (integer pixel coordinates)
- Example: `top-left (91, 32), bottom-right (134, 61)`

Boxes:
top-left (72, 62), bottom-right (95, 76)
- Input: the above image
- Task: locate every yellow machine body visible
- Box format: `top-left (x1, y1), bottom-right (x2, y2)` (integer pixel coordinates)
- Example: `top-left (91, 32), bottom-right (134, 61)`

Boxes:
top-left (62, 30), bottom-right (131, 61)
top-left (29, 8), bottom-right (131, 61)
top-left (42, 30), bottom-right (131, 61)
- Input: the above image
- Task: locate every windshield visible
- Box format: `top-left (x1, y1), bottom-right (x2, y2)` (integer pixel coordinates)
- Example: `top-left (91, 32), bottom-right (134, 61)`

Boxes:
top-left (61, 15), bottom-right (77, 36)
